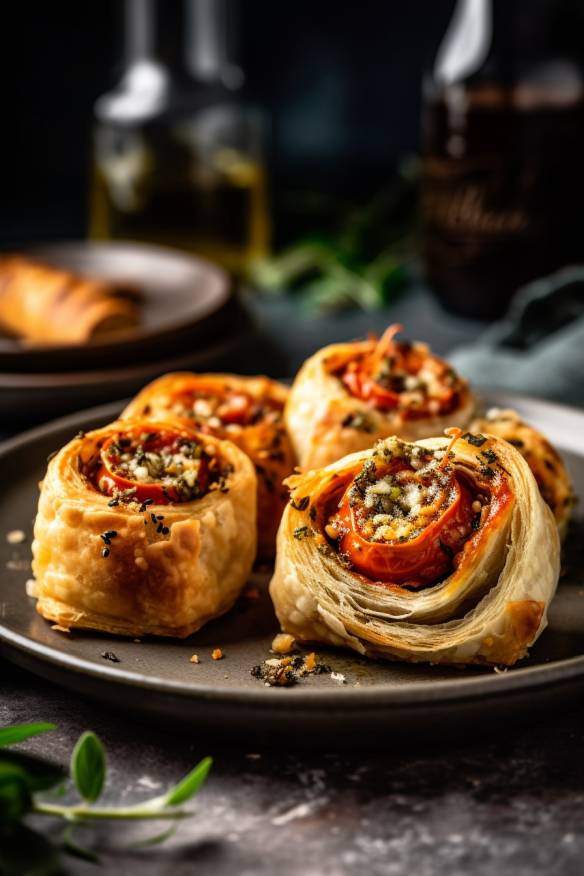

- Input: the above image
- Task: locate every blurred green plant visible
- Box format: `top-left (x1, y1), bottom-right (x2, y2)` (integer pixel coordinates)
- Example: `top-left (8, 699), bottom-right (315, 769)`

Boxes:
top-left (0, 722), bottom-right (212, 874)
top-left (252, 158), bottom-right (419, 311)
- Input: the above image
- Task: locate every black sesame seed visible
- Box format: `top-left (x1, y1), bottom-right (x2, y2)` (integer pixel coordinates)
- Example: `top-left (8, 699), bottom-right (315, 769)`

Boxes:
top-left (101, 651), bottom-right (119, 663)
top-left (161, 526), bottom-right (170, 535)
top-left (290, 496), bottom-right (310, 511)
top-left (108, 498), bottom-right (120, 507)
top-left (101, 547), bottom-right (110, 558)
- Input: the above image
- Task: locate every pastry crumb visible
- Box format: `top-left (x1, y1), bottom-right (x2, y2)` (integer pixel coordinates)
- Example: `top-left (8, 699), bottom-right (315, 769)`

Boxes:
top-left (271, 633), bottom-right (296, 654)
top-left (25, 578), bottom-right (36, 597)
top-left (251, 652), bottom-right (331, 687)
top-left (51, 624), bottom-right (70, 634)
top-left (330, 671), bottom-right (346, 684)
top-left (211, 648), bottom-right (223, 660)
top-left (304, 652), bottom-right (317, 672)
top-left (190, 654), bottom-right (200, 664)
top-left (6, 530), bottom-right (25, 544)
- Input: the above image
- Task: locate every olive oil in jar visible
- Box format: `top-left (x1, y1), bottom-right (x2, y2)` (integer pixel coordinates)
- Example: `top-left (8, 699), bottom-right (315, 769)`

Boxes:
top-left (90, 119), bottom-right (270, 274)
top-left (89, 0), bottom-right (270, 275)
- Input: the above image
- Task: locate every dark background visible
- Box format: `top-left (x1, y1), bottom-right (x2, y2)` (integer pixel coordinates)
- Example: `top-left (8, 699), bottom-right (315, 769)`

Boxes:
top-left (0, 1), bottom-right (455, 244)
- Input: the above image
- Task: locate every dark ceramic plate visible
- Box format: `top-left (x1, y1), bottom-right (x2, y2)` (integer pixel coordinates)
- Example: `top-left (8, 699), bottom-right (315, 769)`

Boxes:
top-left (0, 241), bottom-right (231, 372)
top-left (0, 394), bottom-right (583, 743)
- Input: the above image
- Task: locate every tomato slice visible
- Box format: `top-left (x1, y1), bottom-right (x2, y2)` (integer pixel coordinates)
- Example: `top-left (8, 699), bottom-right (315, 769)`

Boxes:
top-left (339, 324), bottom-right (457, 415)
top-left (342, 366), bottom-right (400, 410)
top-left (334, 466), bottom-right (474, 587)
top-left (95, 428), bottom-right (209, 504)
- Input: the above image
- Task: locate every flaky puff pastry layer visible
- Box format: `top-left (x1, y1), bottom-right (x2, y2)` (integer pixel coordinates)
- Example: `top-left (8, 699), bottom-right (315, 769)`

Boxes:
top-left (31, 420), bottom-right (257, 637)
top-left (285, 339), bottom-right (475, 470)
top-left (470, 408), bottom-right (575, 539)
top-left (123, 373), bottom-right (295, 559)
top-left (270, 433), bottom-right (560, 666)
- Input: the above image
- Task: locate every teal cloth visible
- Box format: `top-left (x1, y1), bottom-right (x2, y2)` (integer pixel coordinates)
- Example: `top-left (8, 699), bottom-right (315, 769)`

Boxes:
top-left (450, 267), bottom-right (584, 408)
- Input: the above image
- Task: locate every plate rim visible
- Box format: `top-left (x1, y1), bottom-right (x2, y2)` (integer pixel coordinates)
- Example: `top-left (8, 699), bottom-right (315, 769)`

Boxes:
top-left (1, 392), bottom-right (583, 711)
top-left (0, 240), bottom-right (231, 358)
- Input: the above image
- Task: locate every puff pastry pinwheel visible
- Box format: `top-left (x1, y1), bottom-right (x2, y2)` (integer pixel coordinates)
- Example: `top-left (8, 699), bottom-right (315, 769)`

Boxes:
top-left (123, 373), bottom-right (295, 558)
top-left (470, 408), bottom-right (575, 539)
top-left (0, 255), bottom-right (140, 345)
top-left (285, 324), bottom-right (475, 470)
top-left (270, 428), bottom-right (560, 666)
top-left (31, 418), bottom-right (256, 637)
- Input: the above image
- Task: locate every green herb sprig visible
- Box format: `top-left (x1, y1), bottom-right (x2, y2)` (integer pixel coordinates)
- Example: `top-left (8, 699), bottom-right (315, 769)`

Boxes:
top-left (251, 158), bottom-right (418, 312)
top-left (0, 722), bottom-right (212, 873)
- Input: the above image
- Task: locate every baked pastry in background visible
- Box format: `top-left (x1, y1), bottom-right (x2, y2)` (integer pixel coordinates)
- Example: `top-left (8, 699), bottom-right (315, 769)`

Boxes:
top-left (0, 255), bottom-right (140, 345)
top-left (270, 429), bottom-right (560, 666)
top-left (470, 408), bottom-right (575, 538)
top-left (285, 324), bottom-right (475, 470)
top-left (123, 373), bottom-right (295, 558)
top-left (31, 419), bottom-right (256, 637)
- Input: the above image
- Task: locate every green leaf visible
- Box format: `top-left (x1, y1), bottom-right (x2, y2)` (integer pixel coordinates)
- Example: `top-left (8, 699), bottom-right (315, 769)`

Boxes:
top-left (0, 723), bottom-right (56, 748)
top-left (160, 757), bottom-right (212, 807)
top-left (0, 760), bottom-right (32, 823)
top-left (70, 732), bottom-right (106, 803)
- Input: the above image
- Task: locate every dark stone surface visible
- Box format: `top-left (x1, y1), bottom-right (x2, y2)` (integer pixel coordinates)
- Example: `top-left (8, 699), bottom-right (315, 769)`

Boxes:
top-left (2, 660), bottom-right (584, 876)
top-left (2, 291), bottom-right (580, 875)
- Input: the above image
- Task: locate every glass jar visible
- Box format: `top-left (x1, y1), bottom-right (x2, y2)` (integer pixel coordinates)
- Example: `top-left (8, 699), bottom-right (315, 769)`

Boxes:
top-left (421, 0), bottom-right (584, 318)
top-left (90, 0), bottom-right (270, 276)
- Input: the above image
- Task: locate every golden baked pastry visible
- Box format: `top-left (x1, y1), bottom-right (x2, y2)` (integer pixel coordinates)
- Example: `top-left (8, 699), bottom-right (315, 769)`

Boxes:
top-left (0, 255), bottom-right (140, 345)
top-left (285, 324), bottom-right (475, 470)
top-left (470, 408), bottom-right (575, 538)
top-left (270, 429), bottom-right (560, 666)
top-left (123, 373), bottom-right (295, 559)
top-left (31, 418), bottom-right (256, 637)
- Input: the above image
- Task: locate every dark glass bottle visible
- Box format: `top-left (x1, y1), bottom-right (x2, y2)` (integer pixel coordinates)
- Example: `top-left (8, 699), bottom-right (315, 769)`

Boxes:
top-left (90, 0), bottom-right (269, 276)
top-left (421, 0), bottom-right (584, 318)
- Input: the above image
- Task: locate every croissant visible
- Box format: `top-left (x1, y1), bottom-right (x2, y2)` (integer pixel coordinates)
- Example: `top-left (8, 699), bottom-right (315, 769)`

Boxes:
top-left (285, 324), bottom-right (475, 470)
top-left (0, 255), bottom-right (140, 345)
top-left (31, 418), bottom-right (256, 637)
top-left (270, 428), bottom-right (560, 666)
top-left (470, 408), bottom-right (575, 538)
top-left (123, 373), bottom-right (295, 558)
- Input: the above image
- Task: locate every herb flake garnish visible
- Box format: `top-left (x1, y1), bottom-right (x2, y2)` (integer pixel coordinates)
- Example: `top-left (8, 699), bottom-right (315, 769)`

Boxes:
top-left (463, 432), bottom-right (487, 447)
top-left (341, 411), bottom-right (375, 433)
